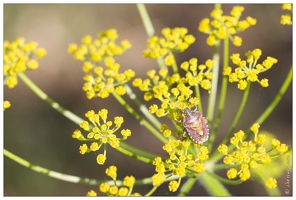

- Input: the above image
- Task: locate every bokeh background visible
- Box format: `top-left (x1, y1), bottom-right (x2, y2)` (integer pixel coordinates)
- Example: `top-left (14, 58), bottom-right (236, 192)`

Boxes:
top-left (4, 4), bottom-right (292, 196)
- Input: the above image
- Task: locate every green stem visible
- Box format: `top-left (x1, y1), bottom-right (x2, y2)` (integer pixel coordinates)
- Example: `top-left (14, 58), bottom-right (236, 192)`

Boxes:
top-left (223, 82), bottom-right (251, 142)
top-left (210, 81), bottom-right (251, 160)
top-left (207, 43), bottom-right (220, 125)
top-left (124, 84), bottom-right (161, 129)
top-left (136, 4), bottom-right (154, 37)
top-left (120, 141), bottom-right (159, 160)
top-left (195, 85), bottom-right (203, 114)
top-left (18, 73), bottom-right (84, 125)
top-left (178, 177), bottom-right (197, 196)
top-left (206, 171), bottom-right (243, 185)
top-left (207, 36), bottom-right (229, 152)
top-left (4, 149), bottom-right (102, 185)
top-left (199, 171), bottom-right (231, 196)
top-left (206, 3), bottom-right (222, 123)
top-left (5, 148), bottom-right (175, 188)
top-left (145, 186), bottom-right (158, 196)
top-left (169, 51), bottom-right (178, 73)
top-left (112, 91), bottom-right (167, 144)
top-left (116, 146), bottom-right (153, 164)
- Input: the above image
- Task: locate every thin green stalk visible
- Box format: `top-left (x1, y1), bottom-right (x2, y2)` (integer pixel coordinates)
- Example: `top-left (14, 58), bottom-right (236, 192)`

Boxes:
top-left (5, 148), bottom-right (176, 188)
top-left (210, 81), bottom-right (251, 157)
top-left (222, 81), bottom-right (251, 143)
top-left (178, 177), bottom-right (197, 196)
top-left (195, 85), bottom-right (203, 114)
top-left (136, 4), bottom-right (154, 37)
top-left (124, 84), bottom-right (161, 129)
top-left (4, 149), bottom-right (102, 185)
top-left (116, 146), bottom-right (153, 164)
top-left (18, 73), bottom-right (84, 125)
top-left (207, 36), bottom-right (229, 152)
top-left (169, 51), bottom-right (179, 73)
top-left (120, 141), bottom-right (159, 160)
top-left (207, 43), bottom-right (220, 125)
top-left (199, 171), bottom-right (230, 196)
top-left (112, 91), bottom-right (167, 144)
top-left (206, 171), bottom-right (243, 185)
top-left (145, 186), bottom-right (158, 196)
top-left (206, 3), bottom-right (222, 124)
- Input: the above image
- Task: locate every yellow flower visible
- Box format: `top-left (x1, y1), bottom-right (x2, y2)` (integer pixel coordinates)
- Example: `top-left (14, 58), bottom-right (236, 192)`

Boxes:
top-left (218, 144), bottom-right (228, 155)
top-left (86, 190), bottom-right (97, 196)
top-left (194, 162), bottom-right (205, 173)
top-left (280, 14), bottom-right (292, 25)
top-left (109, 185), bottom-right (118, 195)
top-left (265, 177), bottom-right (277, 189)
top-left (36, 48), bottom-right (47, 58)
top-left (260, 78), bottom-right (269, 87)
top-left (151, 173), bottom-right (165, 186)
top-left (115, 85), bottom-right (126, 95)
top-left (168, 180), bottom-right (179, 192)
top-left (96, 154), bottom-right (106, 165)
top-left (282, 4), bottom-right (292, 11)
top-left (90, 142), bottom-right (99, 151)
top-left (251, 123), bottom-right (260, 134)
top-left (79, 144), bottom-right (88, 155)
top-left (100, 182), bottom-right (110, 193)
top-left (227, 168), bottom-right (238, 179)
top-left (233, 36), bottom-right (242, 46)
top-left (81, 35), bottom-right (92, 44)
top-left (276, 144), bottom-right (288, 154)
top-left (106, 165), bottom-right (117, 180)
top-left (237, 79), bottom-right (247, 90)
top-left (239, 169), bottom-right (251, 181)
top-left (4, 100), bottom-right (11, 109)
top-left (118, 187), bottom-right (129, 196)
top-left (123, 175), bottom-right (136, 188)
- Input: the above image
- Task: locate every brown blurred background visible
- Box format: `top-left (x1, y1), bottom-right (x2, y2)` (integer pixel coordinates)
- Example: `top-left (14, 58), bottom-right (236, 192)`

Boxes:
top-left (4, 4), bottom-right (292, 196)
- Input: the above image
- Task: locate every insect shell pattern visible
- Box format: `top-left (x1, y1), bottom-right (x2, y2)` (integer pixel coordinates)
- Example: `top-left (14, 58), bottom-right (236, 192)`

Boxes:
top-left (182, 107), bottom-right (209, 144)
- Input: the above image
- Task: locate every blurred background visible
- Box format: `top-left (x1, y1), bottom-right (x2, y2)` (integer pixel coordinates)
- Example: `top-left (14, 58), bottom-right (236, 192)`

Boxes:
top-left (4, 4), bottom-right (292, 196)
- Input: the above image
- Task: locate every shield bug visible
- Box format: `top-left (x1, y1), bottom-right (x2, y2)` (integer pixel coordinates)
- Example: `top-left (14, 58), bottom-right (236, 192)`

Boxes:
top-left (183, 107), bottom-right (209, 144)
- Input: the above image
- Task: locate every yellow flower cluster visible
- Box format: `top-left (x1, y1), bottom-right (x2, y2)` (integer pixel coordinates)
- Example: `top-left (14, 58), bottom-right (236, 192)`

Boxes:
top-left (72, 109), bottom-right (131, 165)
top-left (4, 38), bottom-right (47, 88)
top-left (223, 48), bottom-right (278, 90)
top-left (198, 6), bottom-right (256, 46)
top-left (92, 165), bottom-right (141, 196)
top-left (181, 58), bottom-right (214, 91)
top-left (68, 29), bottom-right (135, 99)
top-left (218, 123), bottom-right (288, 188)
top-left (143, 27), bottom-right (195, 64)
top-left (68, 29), bottom-right (131, 62)
top-left (133, 58), bottom-right (213, 121)
top-left (82, 57), bottom-right (135, 99)
top-left (280, 4), bottom-right (292, 25)
top-left (152, 140), bottom-right (209, 192)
